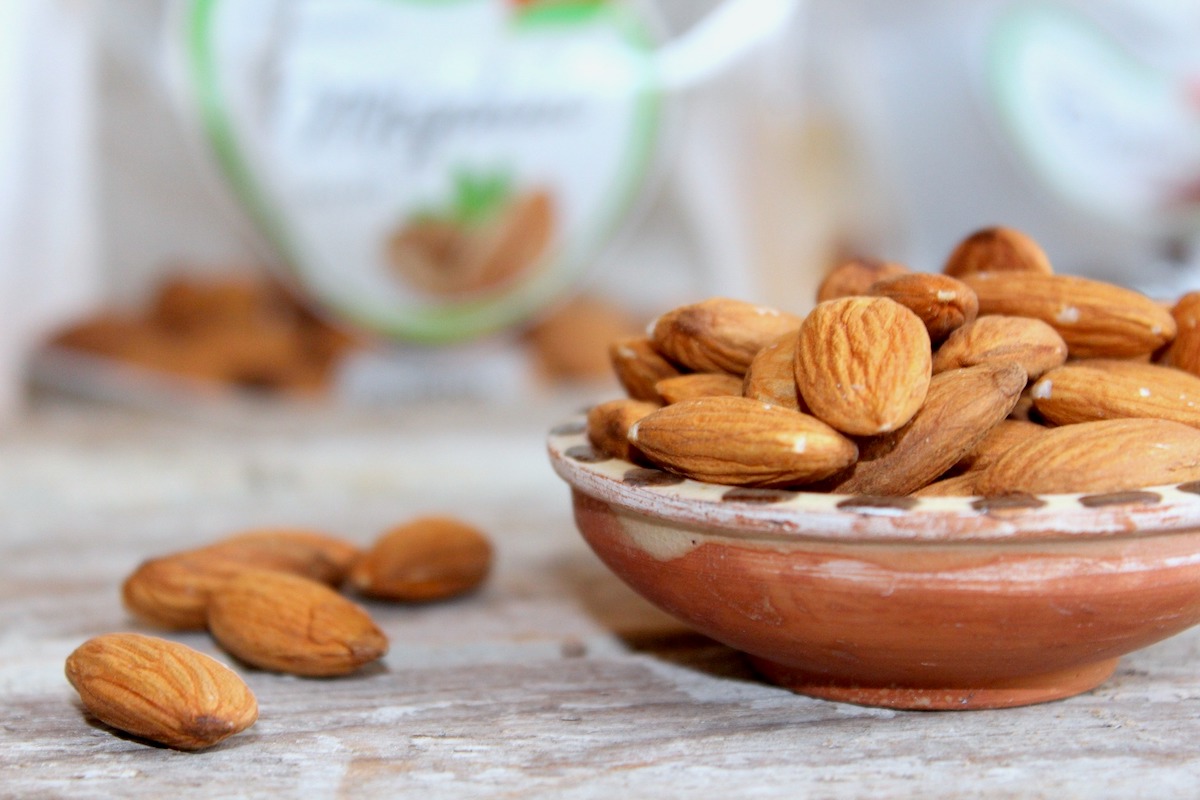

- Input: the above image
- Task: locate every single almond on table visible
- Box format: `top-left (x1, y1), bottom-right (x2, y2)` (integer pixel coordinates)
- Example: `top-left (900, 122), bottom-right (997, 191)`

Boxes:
top-left (654, 372), bottom-right (743, 404)
top-left (609, 336), bottom-right (684, 402)
top-left (932, 314), bottom-right (1067, 379)
top-left (960, 272), bottom-right (1176, 358)
top-left (975, 418), bottom-right (1200, 496)
top-left (868, 272), bottom-right (978, 343)
top-left (1167, 292), bottom-right (1200, 376)
top-left (587, 399), bottom-right (659, 462)
top-left (953, 418), bottom-right (1047, 474)
top-left (207, 570), bottom-right (388, 677)
top-left (628, 396), bottom-right (857, 488)
top-left (832, 363), bottom-right (1026, 496)
top-left (122, 528), bottom-right (361, 630)
top-left (349, 517), bottom-right (493, 602)
top-left (650, 298), bottom-right (802, 376)
top-left (1031, 359), bottom-right (1200, 428)
top-left (741, 330), bottom-right (802, 411)
top-left (795, 296), bottom-right (932, 436)
top-left (816, 257), bottom-right (910, 303)
top-left (65, 633), bottom-right (257, 751)
top-left (942, 226), bottom-right (1052, 277)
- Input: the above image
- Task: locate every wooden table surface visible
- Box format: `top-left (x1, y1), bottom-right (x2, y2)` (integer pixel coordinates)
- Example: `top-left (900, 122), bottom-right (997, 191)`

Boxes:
top-left (4, 392), bottom-right (1200, 799)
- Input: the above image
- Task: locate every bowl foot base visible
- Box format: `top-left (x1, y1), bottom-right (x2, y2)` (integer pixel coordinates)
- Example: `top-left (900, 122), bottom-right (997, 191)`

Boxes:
top-left (749, 657), bottom-right (1120, 710)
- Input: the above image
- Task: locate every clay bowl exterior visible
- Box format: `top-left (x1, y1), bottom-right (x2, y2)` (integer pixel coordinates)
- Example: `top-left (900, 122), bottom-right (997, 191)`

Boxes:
top-left (547, 416), bottom-right (1200, 710)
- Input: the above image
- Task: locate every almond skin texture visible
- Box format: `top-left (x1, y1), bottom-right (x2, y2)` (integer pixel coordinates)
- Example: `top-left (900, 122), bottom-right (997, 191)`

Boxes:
top-left (943, 227), bottom-right (1052, 277)
top-left (868, 272), bottom-right (978, 343)
top-left (932, 315), bottom-right (1068, 379)
top-left (655, 372), bottom-right (744, 404)
top-left (349, 517), bottom-right (493, 602)
top-left (587, 399), bottom-right (659, 462)
top-left (954, 418), bottom-right (1047, 474)
top-left (1031, 360), bottom-right (1200, 428)
top-left (122, 529), bottom-right (362, 630)
top-left (650, 298), bottom-right (802, 376)
top-left (795, 296), bottom-right (932, 436)
top-left (912, 473), bottom-right (980, 497)
top-left (960, 272), bottom-right (1176, 358)
top-left (817, 258), bottom-right (910, 303)
top-left (628, 396), bottom-right (857, 487)
top-left (207, 570), bottom-right (388, 677)
top-left (741, 330), bottom-right (802, 411)
top-left (832, 363), bottom-right (1026, 496)
top-left (65, 633), bottom-right (257, 751)
top-left (975, 418), bottom-right (1200, 496)
top-left (609, 337), bottom-right (684, 402)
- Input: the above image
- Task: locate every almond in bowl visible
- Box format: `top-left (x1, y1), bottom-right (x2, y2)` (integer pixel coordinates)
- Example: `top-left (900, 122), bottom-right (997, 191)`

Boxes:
top-left (547, 226), bottom-right (1200, 710)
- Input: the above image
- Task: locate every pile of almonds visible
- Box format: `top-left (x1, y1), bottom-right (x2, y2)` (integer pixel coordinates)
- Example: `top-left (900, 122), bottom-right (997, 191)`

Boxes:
top-left (65, 518), bottom-right (492, 750)
top-left (591, 227), bottom-right (1200, 497)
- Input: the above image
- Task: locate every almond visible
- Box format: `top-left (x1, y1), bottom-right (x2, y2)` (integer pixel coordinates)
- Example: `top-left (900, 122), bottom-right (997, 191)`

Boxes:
top-left (207, 570), bottom-right (388, 676)
top-left (912, 473), bottom-right (980, 497)
top-left (122, 529), bottom-right (361, 630)
top-left (65, 633), bottom-right (257, 751)
top-left (741, 330), bottom-right (802, 411)
top-left (349, 517), bottom-right (493, 602)
top-left (932, 315), bottom-right (1067, 379)
top-left (1031, 360), bottom-right (1200, 428)
top-left (868, 272), bottom-right (978, 343)
top-left (1167, 291), bottom-right (1200, 376)
top-left (832, 363), bottom-right (1026, 495)
top-left (816, 258), bottom-right (910, 303)
top-left (587, 399), bottom-right (659, 462)
top-left (609, 336), bottom-right (684, 402)
top-left (655, 372), bottom-right (743, 404)
top-left (975, 418), bottom-right (1200, 495)
top-left (960, 272), bottom-right (1176, 358)
top-left (650, 298), bottom-right (802, 376)
top-left (953, 418), bottom-right (1046, 474)
top-left (942, 227), bottom-right (1052, 277)
top-left (795, 297), bottom-right (932, 436)
top-left (628, 396), bottom-right (857, 487)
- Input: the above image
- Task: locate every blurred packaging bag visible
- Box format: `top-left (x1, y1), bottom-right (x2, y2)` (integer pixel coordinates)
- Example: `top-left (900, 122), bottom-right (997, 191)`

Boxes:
top-left (806, 0), bottom-right (1200, 294)
top-left (0, 0), bottom-right (100, 422)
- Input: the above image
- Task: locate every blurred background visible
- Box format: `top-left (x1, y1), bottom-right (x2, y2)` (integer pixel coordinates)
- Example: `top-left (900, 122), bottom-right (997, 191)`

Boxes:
top-left (3, 0), bottom-right (1200, 422)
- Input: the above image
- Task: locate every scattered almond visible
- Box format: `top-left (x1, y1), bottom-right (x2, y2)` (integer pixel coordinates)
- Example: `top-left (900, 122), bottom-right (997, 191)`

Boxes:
top-left (207, 570), bottom-right (388, 677)
top-left (650, 298), bottom-right (802, 376)
top-left (795, 296), bottom-right (932, 436)
top-left (953, 419), bottom-right (1047, 475)
top-left (349, 517), bottom-right (493, 602)
top-left (121, 529), bottom-right (361, 630)
top-left (65, 633), bottom-right (257, 751)
top-left (912, 473), bottom-right (980, 497)
top-left (628, 396), bottom-right (857, 487)
top-left (1167, 292), bottom-right (1200, 376)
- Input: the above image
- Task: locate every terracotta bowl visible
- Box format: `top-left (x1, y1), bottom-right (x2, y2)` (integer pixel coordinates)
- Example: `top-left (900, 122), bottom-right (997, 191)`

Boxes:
top-left (547, 415), bottom-right (1200, 710)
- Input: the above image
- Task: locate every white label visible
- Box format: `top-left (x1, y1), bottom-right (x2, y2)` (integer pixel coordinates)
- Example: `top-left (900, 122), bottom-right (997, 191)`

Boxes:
top-left (171, 0), bottom-right (660, 341)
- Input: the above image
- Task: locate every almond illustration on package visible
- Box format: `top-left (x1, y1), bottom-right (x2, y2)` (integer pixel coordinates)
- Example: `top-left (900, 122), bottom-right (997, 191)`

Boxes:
top-left (593, 226), bottom-right (1200, 496)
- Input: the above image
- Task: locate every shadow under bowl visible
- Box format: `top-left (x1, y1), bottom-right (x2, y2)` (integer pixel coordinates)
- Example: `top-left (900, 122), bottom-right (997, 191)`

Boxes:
top-left (547, 417), bottom-right (1200, 710)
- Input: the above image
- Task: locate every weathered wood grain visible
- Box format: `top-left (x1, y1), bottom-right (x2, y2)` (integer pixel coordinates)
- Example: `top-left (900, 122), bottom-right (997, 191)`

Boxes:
top-left (3, 397), bottom-right (1200, 798)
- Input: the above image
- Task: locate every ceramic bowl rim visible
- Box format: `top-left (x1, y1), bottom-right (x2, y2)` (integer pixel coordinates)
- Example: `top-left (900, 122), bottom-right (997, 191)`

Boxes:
top-left (547, 415), bottom-right (1200, 543)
